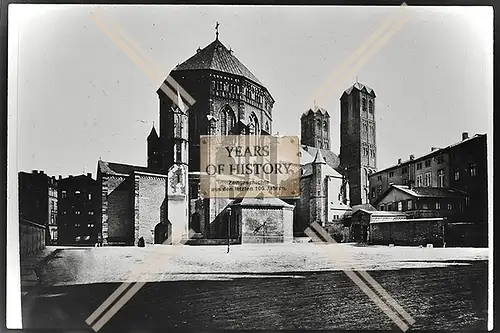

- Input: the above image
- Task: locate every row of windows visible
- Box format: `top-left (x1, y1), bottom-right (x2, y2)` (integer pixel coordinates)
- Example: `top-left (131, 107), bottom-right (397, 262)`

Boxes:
top-left (455, 164), bottom-right (477, 180)
top-left (72, 223), bottom-right (95, 228)
top-left (61, 191), bottom-right (92, 200)
top-left (415, 156), bottom-right (445, 170)
top-left (362, 147), bottom-right (376, 157)
top-left (61, 211), bottom-right (94, 216)
top-left (415, 169), bottom-right (445, 187)
top-left (315, 119), bottom-right (329, 130)
top-left (383, 163), bottom-right (477, 185)
top-left (379, 200), bottom-right (463, 212)
top-left (361, 98), bottom-right (374, 113)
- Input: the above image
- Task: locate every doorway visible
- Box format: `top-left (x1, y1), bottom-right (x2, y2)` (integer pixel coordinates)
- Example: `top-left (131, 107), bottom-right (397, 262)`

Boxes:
top-left (154, 221), bottom-right (172, 244)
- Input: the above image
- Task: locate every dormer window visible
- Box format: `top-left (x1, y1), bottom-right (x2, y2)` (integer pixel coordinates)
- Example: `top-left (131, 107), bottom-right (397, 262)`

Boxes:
top-left (362, 98), bottom-right (367, 111)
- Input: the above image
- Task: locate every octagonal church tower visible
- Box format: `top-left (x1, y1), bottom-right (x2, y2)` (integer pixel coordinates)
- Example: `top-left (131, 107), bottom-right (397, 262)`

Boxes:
top-left (153, 34), bottom-right (278, 240)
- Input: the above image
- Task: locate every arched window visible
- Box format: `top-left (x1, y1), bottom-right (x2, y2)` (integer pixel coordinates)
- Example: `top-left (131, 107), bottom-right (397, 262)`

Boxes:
top-left (323, 121), bottom-right (328, 131)
top-left (369, 100), bottom-right (374, 113)
top-left (249, 113), bottom-right (259, 135)
top-left (174, 114), bottom-right (182, 137)
top-left (221, 110), bottom-right (227, 135)
top-left (220, 106), bottom-right (236, 135)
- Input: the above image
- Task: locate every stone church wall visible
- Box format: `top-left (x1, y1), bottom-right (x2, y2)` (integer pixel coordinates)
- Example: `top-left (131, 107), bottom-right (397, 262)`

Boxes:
top-left (295, 176), bottom-right (311, 235)
top-left (105, 175), bottom-right (134, 245)
top-left (135, 174), bottom-right (167, 245)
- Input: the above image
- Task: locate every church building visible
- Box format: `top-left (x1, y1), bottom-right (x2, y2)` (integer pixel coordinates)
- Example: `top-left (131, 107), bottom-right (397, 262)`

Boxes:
top-left (96, 27), bottom-right (378, 245)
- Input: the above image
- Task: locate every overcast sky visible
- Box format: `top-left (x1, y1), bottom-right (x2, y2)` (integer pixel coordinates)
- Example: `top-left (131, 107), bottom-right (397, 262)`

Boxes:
top-left (9, 5), bottom-right (493, 178)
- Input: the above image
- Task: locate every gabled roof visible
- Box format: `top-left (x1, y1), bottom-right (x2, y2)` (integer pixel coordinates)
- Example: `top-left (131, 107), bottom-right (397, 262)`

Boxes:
top-left (351, 203), bottom-right (377, 213)
top-left (300, 145), bottom-right (341, 172)
top-left (374, 184), bottom-right (467, 205)
top-left (98, 160), bottom-right (153, 177)
top-left (173, 38), bottom-right (264, 88)
top-left (312, 149), bottom-right (326, 164)
top-left (392, 185), bottom-right (467, 198)
top-left (301, 106), bottom-right (330, 118)
top-left (342, 82), bottom-right (376, 97)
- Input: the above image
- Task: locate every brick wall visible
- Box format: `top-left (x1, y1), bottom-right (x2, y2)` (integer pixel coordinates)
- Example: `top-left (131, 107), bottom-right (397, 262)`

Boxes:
top-left (135, 174), bottom-right (167, 245)
top-left (370, 219), bottom-right (445, 246)
top-left (19, 218), bottom-right (46, 258)
top-left (106, 175), bottom-right (134, 245)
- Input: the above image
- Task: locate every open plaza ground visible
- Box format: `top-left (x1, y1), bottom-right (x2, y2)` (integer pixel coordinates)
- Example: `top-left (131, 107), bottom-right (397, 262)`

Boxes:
top-left (21, 243), bottom-right (489, 330)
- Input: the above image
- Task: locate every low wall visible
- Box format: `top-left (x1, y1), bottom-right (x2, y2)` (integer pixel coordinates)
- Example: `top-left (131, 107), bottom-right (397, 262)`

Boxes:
top-left (445, 222), bottom-right (486, 247)
top-left (369, 218), bottom-right (445, 246)
top-left (19, 218), bottom-right (46, 258)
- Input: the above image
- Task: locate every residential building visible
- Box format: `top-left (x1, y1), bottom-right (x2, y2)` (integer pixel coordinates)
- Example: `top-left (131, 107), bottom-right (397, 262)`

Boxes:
top-left (369, 133), bottom-right (487, 240)
top-left (48, 177), bottom-right (58, 244)
top-left (57, 173), bottom-right (99, 245)
top-left (18, 170), bottom-right (58, 244)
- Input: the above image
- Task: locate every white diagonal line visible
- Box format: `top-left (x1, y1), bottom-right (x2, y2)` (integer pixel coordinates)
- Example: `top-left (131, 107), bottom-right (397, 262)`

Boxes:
top-left (310, 221), bottom-right (415, 325)
top-left (305, 223), bottom-right (413, 331)
top-left (87, 229), bottom-right (197, 330)
top-left (312, 3), bottom-right (409, 102)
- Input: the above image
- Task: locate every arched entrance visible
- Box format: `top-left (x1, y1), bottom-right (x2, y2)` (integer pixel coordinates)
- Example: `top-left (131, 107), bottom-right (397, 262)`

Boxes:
top-left (154, 221), bottom-right (172, 244)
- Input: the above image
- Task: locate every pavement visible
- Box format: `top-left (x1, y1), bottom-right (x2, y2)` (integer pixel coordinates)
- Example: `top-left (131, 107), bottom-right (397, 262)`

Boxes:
top-left (30, 243), bottom-right (489, 287)
top-left (20, 246), bottom-right (488, 330)
top-left (20, 246), bottom-right (65, 296)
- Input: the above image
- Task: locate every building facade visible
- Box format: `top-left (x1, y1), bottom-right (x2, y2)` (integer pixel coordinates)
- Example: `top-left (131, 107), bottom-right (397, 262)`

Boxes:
top-left (18, 170), bottom-right (58, 244)
top-left (99, 35), bottom-right (294, 245)
top-left (368, 132), bottom-right (487, 245)
top-left (300, 106), bottom-right (331, 150)
top-left (295, 106), bottom-right (351, 237)
top-left (48, 177), bottom-right (58, 244)
top-left (339, 82), bottom-right (377, 206)
top-left (57, 173), bottom-right (100, 245)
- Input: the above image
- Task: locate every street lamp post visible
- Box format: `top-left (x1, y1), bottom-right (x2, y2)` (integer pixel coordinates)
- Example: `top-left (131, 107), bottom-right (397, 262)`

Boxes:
top-left (227, 207), bottom-right (231, 253)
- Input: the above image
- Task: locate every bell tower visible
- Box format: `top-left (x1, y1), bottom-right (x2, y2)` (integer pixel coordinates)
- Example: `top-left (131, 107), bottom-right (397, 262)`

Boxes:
top-left (339, 82), bottom-right (377, 206)
top-left (300, 106), bottom-right (331, 150)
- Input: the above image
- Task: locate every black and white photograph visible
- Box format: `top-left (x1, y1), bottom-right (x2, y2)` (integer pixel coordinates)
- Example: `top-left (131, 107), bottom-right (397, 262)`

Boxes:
top-left (6, 4), bottom-right (493, 331)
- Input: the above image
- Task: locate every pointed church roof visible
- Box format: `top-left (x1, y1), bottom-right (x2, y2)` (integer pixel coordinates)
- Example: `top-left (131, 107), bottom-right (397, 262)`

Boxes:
top-left (301, 105), bottom-right (330, 118)
top-left (312, 149), bottom-right (327, 164)
top-left (300, 145), bottom-right (340, 172)
top-left (173, 38), bottom-right (264, 88)
top-left (342, 82), bottom-right (376, 97)
top-left (147, 125), bottom-right (159, 140)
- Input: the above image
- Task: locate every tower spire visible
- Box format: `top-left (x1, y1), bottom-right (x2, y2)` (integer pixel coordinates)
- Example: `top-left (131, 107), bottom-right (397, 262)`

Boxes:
top-left (215, 21), bottom-right (220, 40)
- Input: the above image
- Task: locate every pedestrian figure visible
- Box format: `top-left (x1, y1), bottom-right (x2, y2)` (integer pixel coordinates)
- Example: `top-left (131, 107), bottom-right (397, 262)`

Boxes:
top-left (138, 237), bottom-right (145, 247)
top-left (97, 232), bottom-right (103, 247)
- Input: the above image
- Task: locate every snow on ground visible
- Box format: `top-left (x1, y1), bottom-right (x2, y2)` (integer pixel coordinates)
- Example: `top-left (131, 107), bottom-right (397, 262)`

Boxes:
top-left (40, 243), bottom-right (488, 286)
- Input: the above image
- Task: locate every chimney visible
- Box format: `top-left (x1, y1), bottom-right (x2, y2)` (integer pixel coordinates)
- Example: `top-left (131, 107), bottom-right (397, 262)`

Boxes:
top-left (462, 132), bottom-right (469, 140)
top-left (32, 170), bottom-right (38, 174)
top-left (58, 175), bottom-right (62, 180)
top-left (409, 154), bottom-right (415, 161)
top-left (87, 173), bottom-right (92, 178)
top-left (397, 158), bottom-right (402, 164)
